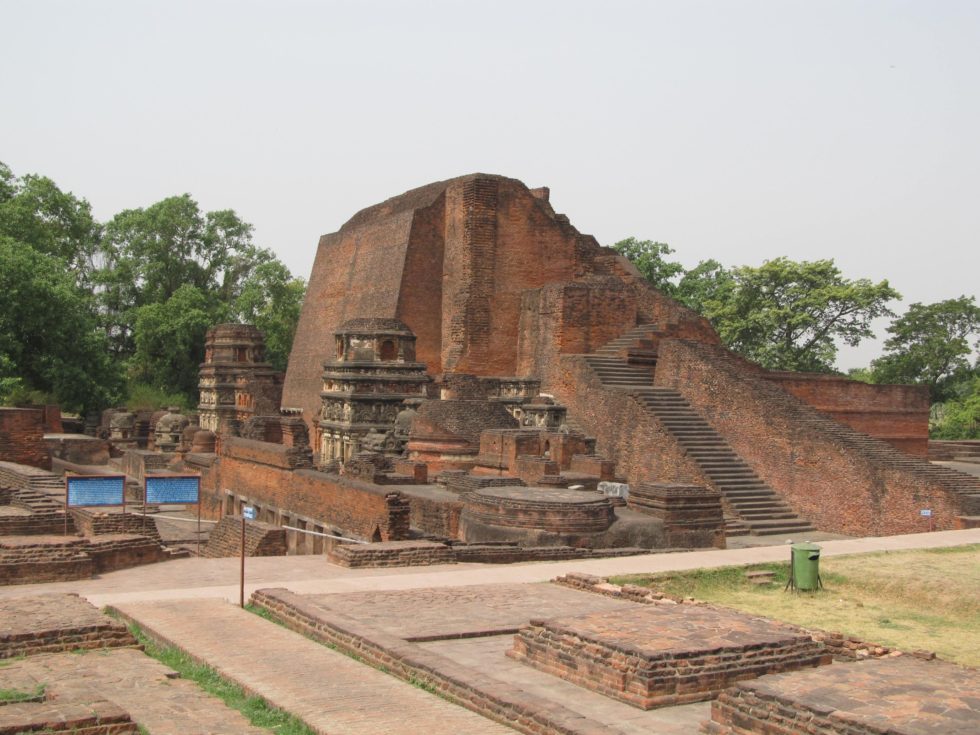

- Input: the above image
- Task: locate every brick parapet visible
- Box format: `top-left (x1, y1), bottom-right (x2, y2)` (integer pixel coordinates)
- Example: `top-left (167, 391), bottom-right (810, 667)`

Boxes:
top-left (202, 516), bottom-right (287, 557)
top-left (198, 442), bottom-right (411, 542)
top-left (654, 339), bottom-right (977, 535)
top-left (547, 355), bottom-right (707, 489)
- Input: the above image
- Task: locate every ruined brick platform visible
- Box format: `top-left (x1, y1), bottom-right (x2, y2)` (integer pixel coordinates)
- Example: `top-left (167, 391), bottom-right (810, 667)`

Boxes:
top-left (0, 698), bottom-right (138, 734)
top-left (0, 593), bottom-right (137, 658)
top-left (328, 539), bottom-right (455, 568)
top-left (461, 486), bottom-right (615, 532)
top-left (0, 535), bottom-right (94, 585)
top-left (702, 657), bottom-right (980, 735)
top-left (508, 605), bottom-right (831, 709)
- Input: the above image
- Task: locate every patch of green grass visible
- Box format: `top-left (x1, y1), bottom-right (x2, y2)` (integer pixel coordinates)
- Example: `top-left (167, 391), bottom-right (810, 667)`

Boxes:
top-left (610, 544), bottom-right (980, 666)
top-left (125, 622), bottom-right (315, 735)
top-left (0, 683), bottom-right (45, 703)
top-left (0, 655), bottom-right (25, 668)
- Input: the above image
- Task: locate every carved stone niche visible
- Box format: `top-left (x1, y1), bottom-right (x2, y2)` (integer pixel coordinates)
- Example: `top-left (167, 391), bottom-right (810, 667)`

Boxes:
top-left (154, 406), bottom-right (190, 453)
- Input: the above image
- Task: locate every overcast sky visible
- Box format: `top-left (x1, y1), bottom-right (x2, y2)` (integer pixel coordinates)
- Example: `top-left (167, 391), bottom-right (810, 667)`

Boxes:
top-left (2, 1), bottom-right (978, 368)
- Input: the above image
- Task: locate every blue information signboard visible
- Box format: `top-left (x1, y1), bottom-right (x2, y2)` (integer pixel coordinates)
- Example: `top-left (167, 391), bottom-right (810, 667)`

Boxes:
top-left (145, 475), bottom-right (200, 505)
top-left (66, 475), bottom-right (125, 507)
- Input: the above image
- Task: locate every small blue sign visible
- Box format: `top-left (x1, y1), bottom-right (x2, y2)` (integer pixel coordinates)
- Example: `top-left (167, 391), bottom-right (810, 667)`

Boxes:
top-left (67, 475), bottom-right (125, 507)
top-left (243, 506), bottom-right (257, 520)
top-left (146, 475), bottom-right (200, 505)
top-left (920, 509), bottom-right (933, 517)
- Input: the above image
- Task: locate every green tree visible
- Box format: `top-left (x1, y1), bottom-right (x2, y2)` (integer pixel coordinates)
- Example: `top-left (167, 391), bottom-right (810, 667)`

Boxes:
top-left (675, 258), bottom-right (736, 314)
top-left (98, 194), bottom-right (276, 357)
top-left (870, 296), bottom-right (980, 402)
top-left (932, 377), bottom-right (980, 439)
top-left (0, 162), bottom-right (101, 284)
top-left (130, 284), bottom-right (221, 398)
top-left (612, 238), bottom-right (684, 294)
top-left (0, 236), bottom-right (121, 412)
top-left (708, 258), bottom-right (900, 372)
top-left (232, 260), bottom-right (306, 371)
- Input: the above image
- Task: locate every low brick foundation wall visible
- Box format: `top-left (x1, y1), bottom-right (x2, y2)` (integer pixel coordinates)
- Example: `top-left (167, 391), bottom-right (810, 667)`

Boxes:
top-left (0, 511), bottom-right (67, 536)
top-left (702, 657), bottom-right (978, 735)
top-left (250, 587), bottom-right (622, 735)
top-left (69, 510), bottom-right (162, 544)
top-left (0, 699), bottom-right (138, 734)
top-left (508, 606), bottom-right (830, 709)
top-left (0, 537), bottom-right (94, 585)
top-left (552, 573), bottom-right (938, 663)
top-left (328, 539), bottom-right (653, 567)
top-left (202, 516), bottom-right (287, 557)
top-left (328, 540), bottom-right (455, 567)
top-left (0, 594), bottom-right (138, 659)
top-left (85, 535), bottom-right (171, 574)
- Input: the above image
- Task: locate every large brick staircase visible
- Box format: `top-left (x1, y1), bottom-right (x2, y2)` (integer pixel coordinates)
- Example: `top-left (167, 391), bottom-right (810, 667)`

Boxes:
top-left (583, 328), bottom-right (817, 537)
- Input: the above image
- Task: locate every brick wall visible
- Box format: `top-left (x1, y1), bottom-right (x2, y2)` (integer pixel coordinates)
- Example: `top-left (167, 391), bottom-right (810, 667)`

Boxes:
top-left (655, 339), bottom-right (973, 535)
top-left (0, 408), bottom-right (51, 470)
top-left (202, 516), bottom-right (287, 557)
top-left (547, 356), bottom-right (707, 488)
top-left (766, 372), bottom-right (929, 456)
top-left (199, 437), bottom-right (411, 542)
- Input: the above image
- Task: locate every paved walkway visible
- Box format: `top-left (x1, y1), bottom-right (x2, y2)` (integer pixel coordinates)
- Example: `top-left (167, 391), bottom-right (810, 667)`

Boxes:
top-left (0, 527), bottom-right (969, 608)
top-left (113, 598), bottom-right (515, 735)
top-left (0, 648), bottom-right (267, 735)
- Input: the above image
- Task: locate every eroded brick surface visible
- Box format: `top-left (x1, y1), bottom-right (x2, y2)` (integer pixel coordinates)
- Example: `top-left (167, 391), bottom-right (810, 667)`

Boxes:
top-left (703, 657), bottom-right (980, 735)
top-left (509, 605), bottom-right (831, 709)
top-left (304, 582), bottom-right (637, 640)
top-left (0, 593), bottom-right (136, 658)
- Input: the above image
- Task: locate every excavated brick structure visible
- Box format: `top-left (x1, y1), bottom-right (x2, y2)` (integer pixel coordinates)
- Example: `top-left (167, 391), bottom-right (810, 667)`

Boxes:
top-left (278, 173), bottom-right (971, 537)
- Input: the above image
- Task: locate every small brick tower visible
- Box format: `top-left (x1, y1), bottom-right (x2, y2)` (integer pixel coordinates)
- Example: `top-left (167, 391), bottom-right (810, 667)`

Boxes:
top-left (198, 324), bottom-right (282, 435)
top-left (317, 318), bottom-right (431, 465)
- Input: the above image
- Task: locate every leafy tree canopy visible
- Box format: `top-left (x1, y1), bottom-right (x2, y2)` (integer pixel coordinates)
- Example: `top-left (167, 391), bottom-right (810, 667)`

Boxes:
top-left (0, 162), bottom-right (101, 283)
top-left (870, 296), bottom-right (980, 402)
top-left (612, 238), bottom-right (684, 294)
top-left (131, 284), bottom-right (220, 399)
top-left (931, 377), bottom-right (980, 439)
top-left (0, 236), bottom-right (121, 412)
top-left (0, 161), bottom-right (306, 411)
top-left (708, 258), bottom-right (900, 372)
top-left (612, 236), bottom-right (901, 373)
top-left (232, 260), bottom-right (306, 371)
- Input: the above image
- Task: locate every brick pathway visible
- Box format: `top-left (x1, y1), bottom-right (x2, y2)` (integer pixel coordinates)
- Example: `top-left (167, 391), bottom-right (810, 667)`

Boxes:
top-left (305, 582), bottom-right (637, 640)
top-left (0, 648), bottom-right (266, 735)
top-left (113, 598), bottom-right (515, 735)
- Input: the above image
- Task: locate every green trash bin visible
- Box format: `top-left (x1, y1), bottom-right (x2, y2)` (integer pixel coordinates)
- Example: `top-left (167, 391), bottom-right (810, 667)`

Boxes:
top-left (789, 542), bottom-right (822, 591)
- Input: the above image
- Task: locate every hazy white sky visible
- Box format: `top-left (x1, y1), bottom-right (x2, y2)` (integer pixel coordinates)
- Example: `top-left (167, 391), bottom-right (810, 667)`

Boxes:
top-left (2, 1), bottom-right (978, 368)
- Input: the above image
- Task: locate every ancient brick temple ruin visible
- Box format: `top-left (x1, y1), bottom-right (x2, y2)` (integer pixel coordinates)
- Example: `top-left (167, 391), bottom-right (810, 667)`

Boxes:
top-left (7, 174), bottom-right (976, 569)
top-left (170, 173), bottom-right (980, 558)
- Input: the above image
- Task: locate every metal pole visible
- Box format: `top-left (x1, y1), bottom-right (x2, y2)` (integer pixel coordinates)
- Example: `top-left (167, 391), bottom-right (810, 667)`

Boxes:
top-left (142, 478), bottom-right (147, 534)
top-left (239, 514), bottom-right (246, 608)
top-left (197, 501), bottom-right (201, 557)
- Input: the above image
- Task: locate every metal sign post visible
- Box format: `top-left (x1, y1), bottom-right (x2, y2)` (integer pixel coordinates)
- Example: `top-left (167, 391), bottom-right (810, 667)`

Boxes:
top-left (241, 505), bottom-right (256, 608)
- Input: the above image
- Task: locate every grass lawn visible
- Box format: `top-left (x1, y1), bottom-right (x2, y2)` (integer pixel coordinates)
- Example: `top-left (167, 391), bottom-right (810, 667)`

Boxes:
top-left (611, 543), bottom-right (980, 667)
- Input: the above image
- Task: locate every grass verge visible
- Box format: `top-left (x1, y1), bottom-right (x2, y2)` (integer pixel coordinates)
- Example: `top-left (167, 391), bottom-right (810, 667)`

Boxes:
top-left (0, 683), bottom-right (45, 703)
top-left (611, 544), bottom-right (980, 667)
top-left (124, 621), bottom-right (315, 735)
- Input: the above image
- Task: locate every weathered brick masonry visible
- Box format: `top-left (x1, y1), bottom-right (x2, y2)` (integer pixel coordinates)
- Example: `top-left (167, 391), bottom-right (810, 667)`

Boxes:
top-left (654, 339), bottom-right (977, 534)
top-left (766, 371), bottom-right (929, 456)
top-left (0, 408), bottom-right (51, 470)
top-left (199, 437), bottom-right (410, 542)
